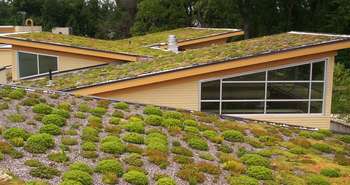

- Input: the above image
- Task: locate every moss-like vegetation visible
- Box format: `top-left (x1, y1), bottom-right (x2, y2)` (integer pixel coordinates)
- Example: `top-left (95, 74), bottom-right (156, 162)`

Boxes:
top-left (1, 88), bottom-right (350, 184)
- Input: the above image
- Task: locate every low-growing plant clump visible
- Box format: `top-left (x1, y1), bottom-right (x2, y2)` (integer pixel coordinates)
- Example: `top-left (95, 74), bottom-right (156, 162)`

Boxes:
top-left (1, 87), bottom-right (350, 185)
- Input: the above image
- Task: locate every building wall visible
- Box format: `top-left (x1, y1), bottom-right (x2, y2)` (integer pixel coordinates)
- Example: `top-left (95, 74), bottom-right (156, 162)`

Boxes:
top-left (11, 46), bottom-right (115, 80)
top-left (96, 52), bottom-right (336, 129)
top-left (0, 49), bottom-right (13, 67)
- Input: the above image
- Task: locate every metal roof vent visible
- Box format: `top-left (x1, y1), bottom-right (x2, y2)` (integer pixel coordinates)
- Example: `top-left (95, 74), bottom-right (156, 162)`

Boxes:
top-left (167, 35), bottom-right (179, 53)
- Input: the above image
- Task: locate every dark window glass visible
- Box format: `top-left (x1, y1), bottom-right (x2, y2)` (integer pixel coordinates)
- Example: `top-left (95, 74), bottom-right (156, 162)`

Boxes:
top-left (201, 80), bottom-right (220, 100)
top-left (310, 101), bottom-right (323, 113)
top-left (312, 61), bottom-right (325, 80)
top-left (267, 83), bottom-right (309, 99)
top-left (201, 102), bottom-right (220, 114)
top-left (311, 82), bottom-right (324, 99)
top-left (268, 64), bottom-right (310, 81)
top-left (222, 83), bottom-right (265, 100)
top-left (222, 102), bottom-right (264, 114)
top-left (266, 101), bottom-right (308, 114)
top-left (18, 52), bottom-right (38, 78)
top-left (223, 72), bottom-right (266, 81)
top-left (39, 55), bottom-right (58, 74)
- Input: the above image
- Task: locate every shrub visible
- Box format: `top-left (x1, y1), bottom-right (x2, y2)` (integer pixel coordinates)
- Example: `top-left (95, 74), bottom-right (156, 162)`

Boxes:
top-left (312, 143), bottom-right (333, 153)
top-left (145, 132), bottom-right (168, 152)
top-left (203, 130), bottom-right (223, 143)
top-left (187, 137), bottom-right (208, 151)
top-left (75, 112), bottom-right (86, 119)
top-left (124, 153), bottom-right (143, 167)
top-left (246, 166), bottom-right (273, 180)
top-left (290, 137), bottom-right (311, 148)
top-left (82, 127), bottom-right (99, 142)
top-left (3, 127), bottom-right (29, 140)
top-left (30, 165), bottom-right (60, 179)
top-left (223, 160), bottom-right (245, 174)
top-left (63, 170), bottom-right (93, 185)
top-left (0, 102), bottom-right (9, 110)
top-left (81, 151), bottom-right (98, 159)
top-left (229, 175), bottom-right (259, 185)
top-left (123, 133), bottom-right (144, 144)
top-left (145, 115), bottom-right (163, 126)
top-left (24, 159), bottom-right (43, 167)
top-left (7, 113), bottom-right (25, 123)
top-left (102, 172), bottom-right (118, 184)
top-left (174, 155), bottom-right (193, 164)
top-left (109, 117), bottom-right (121, 125)
top-left (240, 154), bottom-right (270, 167)
top-left (177, 165), bottom-right (205, 184)
top-left (52, 108), bottom-right (70, 118)
top-left (95, 159), bottom-right (124, 176)
top-left (306, 174), bottom-right (330, 185)
top-left (195, 161), bottom-right (221, 175)
top-left (199, 152), bottom-right (215, 161)
top-left (222, 130), bottom-right (244, 142)
top-left (60, 180), bottom-right (83, 185)
top-left (171, 146), bottom-right (193, 157)
top-left (8, 88), bottom-right (26, 99)
top-left (114, 102), bottom-right (129, 110)
top-left (338, 135), bottom-right (350, 143)
top-left (146, 149), bottom-right (169, 168)
top-left (123, 170), bottom-right (148, 185)
top-left (161, 118), bottom-right (182, 128)
top-left (33, 103), bottom-right (53, 115)
top-left (112, 110), bottom-right (124, 118)
top-left (101, 136), bottom-right (125, 154)
top-left (69, 162), bottom-right (93, 174)
top-left (58, 102), bottom-right (71, 111)
top-left (90, 107), bottom-right (107, 117)
top-left (22, 97), bottom-right (40, 106)
top-left (218, 143), bottom-right (233, 153)
top-left (62, 137), bottom-right (78, 145)
top-left (310, 132), bottom-right (326, 140)
top-left (144, 105), bottom-right (162, 116)
top-left (39, 124), bottom-right (61, 135)
top-left (156, 177), bottom-right (176, 185)
top-left (42, 114), bottom-right (66, 127)
top-left (124, 121), bottom-right (145, 133)
top-left (184, 126), bottom-right (200, 134)
top-left (244, 137), bottom-right (264, 148)
top-left (183, 119), bottom-right (198, 127)
top-left (87, 116), bottom-right (102, 129)
top-left (81, 142), bottom-right (96, 151)
top-left (163, 111), bottom-right (183, 120)
top-left (320, 168), bottom-right (341, 177)
top-left (25, 133), bottom-right (55, 153)
top-left (48, 152), bottom-right (69, 163)
top-left (126, 144), bottom-right (144, 154)
top-left (10, 137), bottom-right (25, 147)
top-left (290, 146), bottom-right (306, 155)
top-left (79, 103), bottom-right (90, 112)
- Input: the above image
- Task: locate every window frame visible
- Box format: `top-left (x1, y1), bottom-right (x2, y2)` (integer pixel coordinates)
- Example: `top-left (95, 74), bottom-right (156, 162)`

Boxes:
top-left (16, 51), bottom-right (59, 79)
top-left (199, 58), bottom-right (328, 116)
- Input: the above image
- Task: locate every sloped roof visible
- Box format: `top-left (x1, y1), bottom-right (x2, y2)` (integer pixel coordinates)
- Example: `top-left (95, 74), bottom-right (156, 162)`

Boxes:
top-left (19, 31), bottom-right (350, 91)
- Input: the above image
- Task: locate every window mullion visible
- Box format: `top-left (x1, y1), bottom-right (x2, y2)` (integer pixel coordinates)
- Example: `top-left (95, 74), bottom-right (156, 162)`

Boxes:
top-left (36, 54), bottom-right (40, 75)
top-left (264, 71), bottom-right (268, 114)
top-left (308, 63), bottom-right (313, 114)
top-left (219, 79), bottom-right (222, 115)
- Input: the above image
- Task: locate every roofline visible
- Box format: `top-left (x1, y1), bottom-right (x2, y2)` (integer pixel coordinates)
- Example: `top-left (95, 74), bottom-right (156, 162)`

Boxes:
top-left (0, 28), bottom-right (243, 62)
top-left (66, 38), bottom-right (350, 95)
top-left (0, 36), bottom-right (144, 62)
top-left (289, 31), bottom-right (350, 38)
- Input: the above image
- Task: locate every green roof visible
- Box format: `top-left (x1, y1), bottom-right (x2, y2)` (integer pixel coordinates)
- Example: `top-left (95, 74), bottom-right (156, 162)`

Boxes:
top-left (19, 31), bottom-right (350, 91)
top-left (7, 27), bottom-right (239, 57)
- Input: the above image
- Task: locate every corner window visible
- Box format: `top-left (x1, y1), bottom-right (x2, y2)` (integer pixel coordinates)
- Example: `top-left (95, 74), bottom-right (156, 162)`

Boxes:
top-left (200, 60), bottom-right (326, 115)
top-left (18, 52), bottom-right (58, 78)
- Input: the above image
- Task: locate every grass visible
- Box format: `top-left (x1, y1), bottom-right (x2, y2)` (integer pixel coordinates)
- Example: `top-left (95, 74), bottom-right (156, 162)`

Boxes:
top-left (18, 31), bottom-right (347, 91)
top-left (0, 86), bottom-right (350, 185)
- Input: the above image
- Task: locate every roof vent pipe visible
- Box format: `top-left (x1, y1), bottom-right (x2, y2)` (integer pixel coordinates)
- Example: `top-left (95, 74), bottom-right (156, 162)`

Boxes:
top-left (168, 35), bottom-right (179, 53)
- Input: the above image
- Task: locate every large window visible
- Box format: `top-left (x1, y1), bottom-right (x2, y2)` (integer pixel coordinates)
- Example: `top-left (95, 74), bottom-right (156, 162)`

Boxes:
top-left (200, 60), bottom-right (326, 114)
top-left (18, 52), bottom-right (58, 78)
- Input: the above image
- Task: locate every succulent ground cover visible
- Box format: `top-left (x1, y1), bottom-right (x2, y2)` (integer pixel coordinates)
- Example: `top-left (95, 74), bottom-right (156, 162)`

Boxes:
top-left (0, 86), bottom-right (350, 185)
top-left (20, 31), bottom-right (348, 91)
